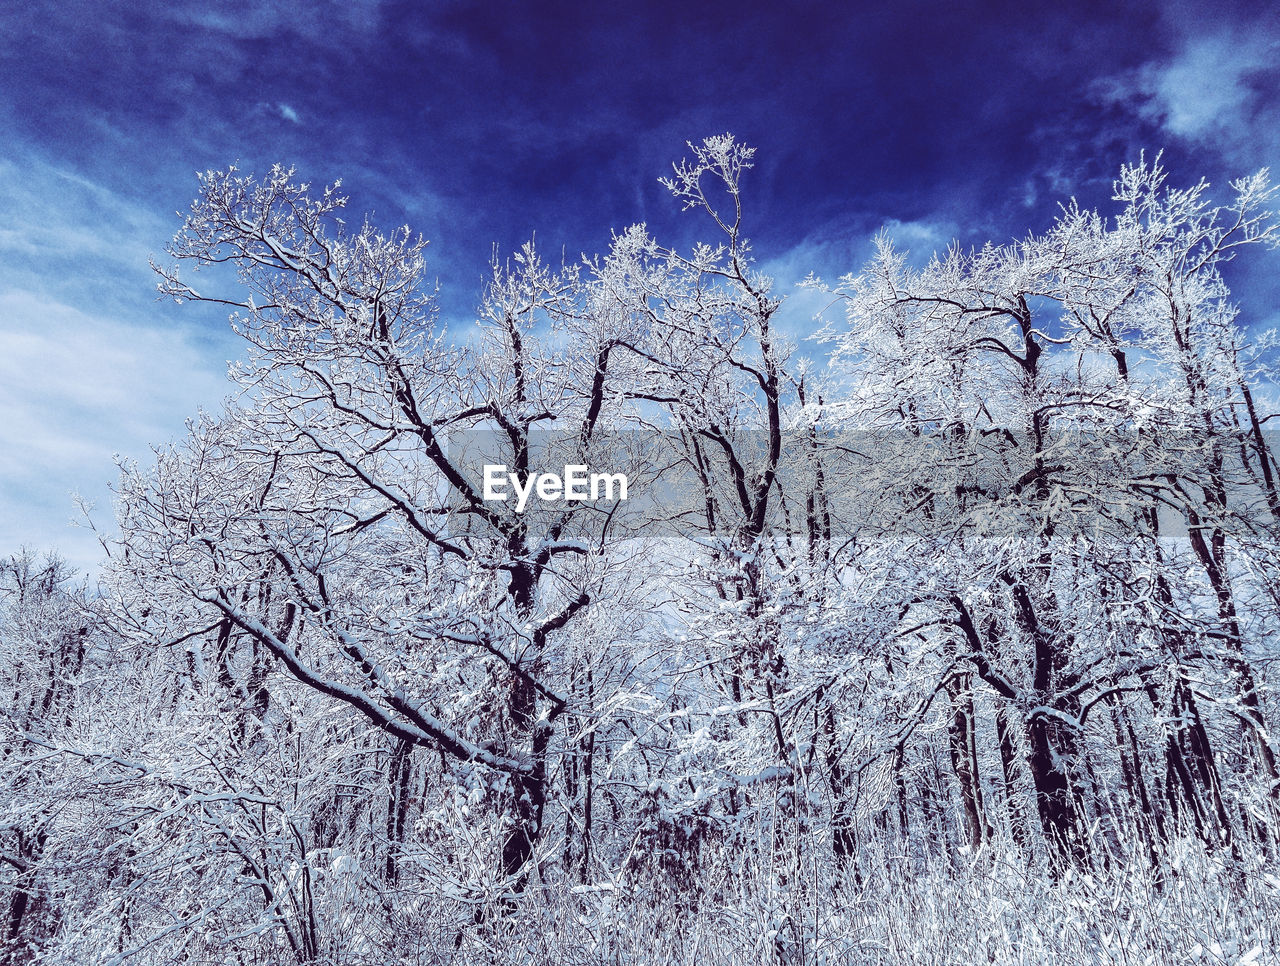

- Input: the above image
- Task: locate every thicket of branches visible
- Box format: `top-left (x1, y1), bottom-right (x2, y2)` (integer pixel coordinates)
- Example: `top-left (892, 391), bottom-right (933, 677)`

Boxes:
top-left (4, 136), bottom-right (1280, 964)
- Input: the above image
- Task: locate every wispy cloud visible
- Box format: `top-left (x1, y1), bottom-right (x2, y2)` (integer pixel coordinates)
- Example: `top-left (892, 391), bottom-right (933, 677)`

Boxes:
top-left (0, 152), bottom-right (236, 575)
top-left (1095, 26), bottom-right (1280, 166)
top-left (156, 0), bottom-right (386, 46)
top-left (0, 290), bottom-right (230, 575)
top-left (0, 155), bottom-right (162, 280)
top-left (878, 217), bottom-right (957, 260)
top-left (756, 213), bottom-right (958, 355)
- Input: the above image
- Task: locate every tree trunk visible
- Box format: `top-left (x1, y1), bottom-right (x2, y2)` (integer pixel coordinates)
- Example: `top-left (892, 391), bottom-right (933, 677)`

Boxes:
top-left (385, 738), bottom-right (414, 883)
top-left (995, 698), bottom-right (1030, 852)
top-left (1006, 577), bottom-right (1087, 865)
top-left (821, 703), bottom-right (858, 861)
top-left (945, 673), bottom-right (990, 851)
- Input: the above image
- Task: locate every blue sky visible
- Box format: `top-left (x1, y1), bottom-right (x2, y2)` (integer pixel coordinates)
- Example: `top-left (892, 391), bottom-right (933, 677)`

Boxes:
top-left (2, 0), bottom-right (1279, 574)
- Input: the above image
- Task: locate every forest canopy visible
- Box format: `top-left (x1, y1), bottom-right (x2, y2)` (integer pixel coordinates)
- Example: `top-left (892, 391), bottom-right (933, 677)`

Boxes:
top-left (4, 136), bottom-right (1280, 965)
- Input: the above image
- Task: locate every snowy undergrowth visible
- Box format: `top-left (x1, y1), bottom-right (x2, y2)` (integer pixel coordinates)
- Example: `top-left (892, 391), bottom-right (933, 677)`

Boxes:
top-left (373, 836), bottom-right (1280, 966)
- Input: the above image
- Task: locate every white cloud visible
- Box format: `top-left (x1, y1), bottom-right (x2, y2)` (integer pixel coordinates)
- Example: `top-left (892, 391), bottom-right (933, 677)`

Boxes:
top-left (1096, 28), bottom-right (1280, 165)
top-left (0, 153), bottom-right (237, 575)
top-left (756, 215), bottom-right (959, 352)
top-left (758, 233), bottom-right (861, 347)
top-left (0, 289), bottom-right (230, 576)
top-left (158, 0), bottom-right (386, 45)
top-left (1147, 33), bottom-right (1272, 141)
top-left (277, 102), bottom-right (302, 124)
top-left (879, 217), bottom-right (955, 258)
top-left (0, 156), bottom-right (164, 273)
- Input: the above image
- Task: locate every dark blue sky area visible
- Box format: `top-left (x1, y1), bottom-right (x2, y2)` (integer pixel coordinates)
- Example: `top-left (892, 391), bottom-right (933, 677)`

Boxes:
top-left (2, 0), bottom-right (1279, 569)
top-left (8, 2), bottom-right (1277, 279)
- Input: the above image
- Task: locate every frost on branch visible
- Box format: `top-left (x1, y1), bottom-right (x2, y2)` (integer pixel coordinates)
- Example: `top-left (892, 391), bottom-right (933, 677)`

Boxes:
top-left (5, 141), bottom-right (1280, 964)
